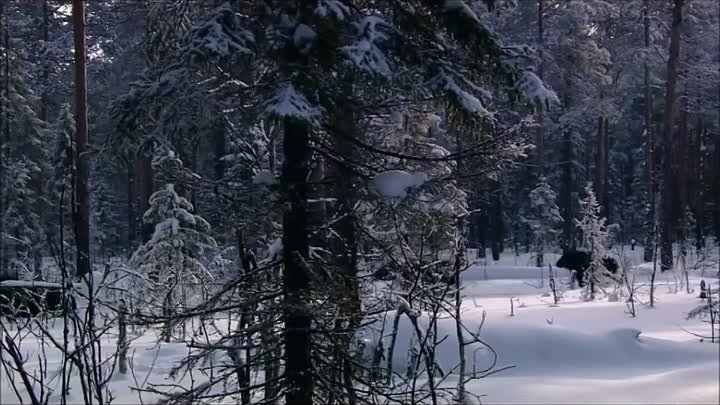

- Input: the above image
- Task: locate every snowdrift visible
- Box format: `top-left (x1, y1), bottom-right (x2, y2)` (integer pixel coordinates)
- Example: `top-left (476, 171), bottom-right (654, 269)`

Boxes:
top-left (359, 310), bottom-right (719, 379)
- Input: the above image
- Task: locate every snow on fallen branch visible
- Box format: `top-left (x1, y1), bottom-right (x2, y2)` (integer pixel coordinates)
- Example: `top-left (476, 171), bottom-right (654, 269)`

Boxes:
top-left (0, 280), bottom-right (62, 289)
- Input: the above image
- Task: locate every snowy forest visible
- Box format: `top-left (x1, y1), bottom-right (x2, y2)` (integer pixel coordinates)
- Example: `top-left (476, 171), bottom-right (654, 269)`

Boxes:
top-left (0, 0), bottom-right (719, 404)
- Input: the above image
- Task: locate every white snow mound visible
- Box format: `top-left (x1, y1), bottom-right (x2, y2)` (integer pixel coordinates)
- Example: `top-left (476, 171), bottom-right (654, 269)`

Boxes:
top-left (372, 170), bottom-right (428, 199)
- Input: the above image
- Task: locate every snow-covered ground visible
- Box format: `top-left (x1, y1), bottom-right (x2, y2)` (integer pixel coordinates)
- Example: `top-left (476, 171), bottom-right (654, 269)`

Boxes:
top-left (459, 270), bottom-right (719, 404)
top-left (365, 248), bottom-right (719, 404)
top-left (1, 248), bottom-right (718, 404)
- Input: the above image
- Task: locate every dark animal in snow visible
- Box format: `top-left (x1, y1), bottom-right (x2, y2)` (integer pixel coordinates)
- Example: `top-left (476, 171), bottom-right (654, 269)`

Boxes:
top-left (555, 250), bottom-right (618, 288)
top-left (371, 266), bottom-right (396, 281)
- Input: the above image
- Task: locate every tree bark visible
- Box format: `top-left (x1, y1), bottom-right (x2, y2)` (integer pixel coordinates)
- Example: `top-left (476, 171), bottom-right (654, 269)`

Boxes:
top-left (281, 118), bottom-right (313, 405)
top-left (72, 0), bottom-right (91, 278)
top-left (333, 147), bottom-right (360, 405)
top-left (0, 0), bottom-right (7, 275)
top-left (334, 106), bottom-right (362, 403)
top-left (660, 0), bottom-right (685, 271)
top-left (642, 0), bottom-right (656, 262)
top-left (118, 301), bottom-right (128, 375)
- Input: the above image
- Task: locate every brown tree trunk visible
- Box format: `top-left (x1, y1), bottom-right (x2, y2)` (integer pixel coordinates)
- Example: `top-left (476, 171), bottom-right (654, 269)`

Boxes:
top-left (643, 0), bottom-right (656, 262)
top-left (72, 0), bottom-right (91, 278)
top-left (660, 0), bottom-right (685, 271)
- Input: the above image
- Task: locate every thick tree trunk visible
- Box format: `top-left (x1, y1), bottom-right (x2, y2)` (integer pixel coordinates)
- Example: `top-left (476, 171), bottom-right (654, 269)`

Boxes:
top-left (660, 0), bottom-right (685, 271)
top-left (72, 0), bottom-right (91, 278)
top-left (281, 118), bottom-right (313, 405)
top-left (235, 230), bottom-right (255, 405)
top-left (643, 0), bottom-right (656, 262)
top-left (327, 92), bottom-right (361, 403)
top-left (333, 152), bottom-right (360, 405)
top-left (0, 0), bottom-right (6, 275)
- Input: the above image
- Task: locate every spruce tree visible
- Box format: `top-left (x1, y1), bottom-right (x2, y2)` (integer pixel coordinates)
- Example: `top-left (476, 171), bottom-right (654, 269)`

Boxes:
top-left (0, 1), bottom-right (51, 278)
top-left (112, 1), bottom-right (558, 402)
top-left (576, 182), bottom-right (619, 299)
top-left (130, 183), bottom-right (216, 340)
top-left (524, 176), bottom-right (563, 268)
